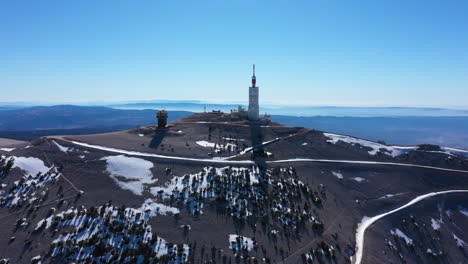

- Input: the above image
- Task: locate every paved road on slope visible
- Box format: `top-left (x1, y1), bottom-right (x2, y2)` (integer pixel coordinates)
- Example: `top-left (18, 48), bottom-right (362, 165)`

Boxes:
top-left (53, 138), bottom-right (468, 174)
top-left (353, 190), bottom-right (468, 264)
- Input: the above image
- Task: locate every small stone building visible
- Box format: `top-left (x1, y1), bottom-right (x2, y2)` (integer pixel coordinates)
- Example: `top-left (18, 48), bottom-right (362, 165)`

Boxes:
top-left (156, 110), bottom-right (168, 128)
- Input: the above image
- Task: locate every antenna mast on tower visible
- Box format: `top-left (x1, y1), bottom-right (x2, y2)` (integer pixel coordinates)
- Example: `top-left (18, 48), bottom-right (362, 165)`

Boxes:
top-left (252, 64), bottom-right (257, 87)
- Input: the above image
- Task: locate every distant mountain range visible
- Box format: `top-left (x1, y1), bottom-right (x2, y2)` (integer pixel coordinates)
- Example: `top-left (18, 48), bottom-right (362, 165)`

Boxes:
top-left (2, 100), bottom-right (468, 117)
top-left (273, 115), bottom-right (468, 149)
top-left (110, 102), bottom-right (468, 117)
top-left (0, 105), bottom-right (191, 131)
top-left (1, 105), bottom-right (468, 149)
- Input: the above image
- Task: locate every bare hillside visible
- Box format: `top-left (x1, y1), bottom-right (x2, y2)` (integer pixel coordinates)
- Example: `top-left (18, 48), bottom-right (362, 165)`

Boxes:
top-left (0, 113), bottom-right (467, 264)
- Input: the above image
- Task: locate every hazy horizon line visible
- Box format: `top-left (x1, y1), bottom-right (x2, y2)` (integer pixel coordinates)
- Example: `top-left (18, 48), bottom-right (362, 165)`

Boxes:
top-left (1, 99), bottom-right (468, 110)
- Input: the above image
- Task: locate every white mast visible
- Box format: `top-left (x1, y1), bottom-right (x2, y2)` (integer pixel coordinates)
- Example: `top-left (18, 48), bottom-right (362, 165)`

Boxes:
top-left (248, 64), bottom-right (259, 121)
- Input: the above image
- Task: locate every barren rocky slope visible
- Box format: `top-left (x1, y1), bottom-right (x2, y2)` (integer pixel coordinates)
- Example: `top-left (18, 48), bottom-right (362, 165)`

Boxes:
top-left (0, 112), bottom-right (467, 264)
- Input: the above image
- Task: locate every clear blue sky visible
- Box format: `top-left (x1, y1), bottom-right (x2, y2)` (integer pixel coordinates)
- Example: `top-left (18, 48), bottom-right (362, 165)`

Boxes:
top-left (1, 0), bottom-right (467, 107)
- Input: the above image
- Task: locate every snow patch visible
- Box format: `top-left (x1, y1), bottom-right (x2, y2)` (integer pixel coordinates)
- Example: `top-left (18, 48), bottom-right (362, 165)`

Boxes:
top-left (332, 171), bottom-right (343, 179)
top-left (430, 218), bottom-right (442, 230)
top-left (378, 193), bottom-right (404, 199)
top-left (53, 141), bottom-right (71, 153)
top-left (196, 140), bottom-right (237, 154)
top-left (324, 133), bottom-right (415, 157)
top-left (31, 255), bottom-right (41, 263)
top-left (0, 148), bottom-right (15, 152)
top-left (138, 199), bottom-right (179, 216)
top-left (352, 177), bottom-right (365, 182)
top-left (442, 147), bottom-right (468, 158)
top-left (391, 228), bottom-right (413, 246)
top-left (101, 155), bottom-right (156, 196)
top-left (223, 137), bottom-right (244, 141)
top-left (426, 248), bottom-right (443, 256)
top-left (452, 233), bottom-right (467, 248)
top-left (458, 205), bottom-right (468, 217)
top-left (445, 209), bottom-right (452, 217)
top-left (229, 234), bottom-right (255, 251)
top-left (12, 156), bottom-right (50, 176)
top-left (196, 141), bottom-right (215, 148)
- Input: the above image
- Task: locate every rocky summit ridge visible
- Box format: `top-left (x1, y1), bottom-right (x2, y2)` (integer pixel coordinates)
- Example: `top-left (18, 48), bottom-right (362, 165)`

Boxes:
top-left (0, 112), bottom-right (467, 264)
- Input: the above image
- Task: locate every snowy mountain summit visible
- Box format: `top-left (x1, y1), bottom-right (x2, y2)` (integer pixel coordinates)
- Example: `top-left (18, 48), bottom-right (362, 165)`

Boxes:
top-left (0, 112), bottom-right (467, 264)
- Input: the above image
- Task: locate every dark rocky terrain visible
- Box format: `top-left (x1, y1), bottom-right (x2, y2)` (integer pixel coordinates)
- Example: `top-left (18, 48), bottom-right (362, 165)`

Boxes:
top-left (0, 112), bottom-right (467, 264)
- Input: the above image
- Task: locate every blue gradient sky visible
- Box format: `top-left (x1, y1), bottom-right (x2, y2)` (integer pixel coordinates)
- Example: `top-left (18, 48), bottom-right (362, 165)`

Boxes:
top-left (1, 0), bottom-right (467, 107)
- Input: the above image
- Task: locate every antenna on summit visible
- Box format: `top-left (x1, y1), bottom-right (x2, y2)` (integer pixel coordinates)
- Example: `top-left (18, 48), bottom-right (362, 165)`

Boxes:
top-left (251, 64), bottom-right (257, 87)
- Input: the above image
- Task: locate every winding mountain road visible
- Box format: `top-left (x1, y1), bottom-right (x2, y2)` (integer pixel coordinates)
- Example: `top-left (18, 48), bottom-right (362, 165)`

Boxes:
top-left (56, 138), bottom-right (468, 174)
top-left (353, 190), bottom-right (468, 264)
